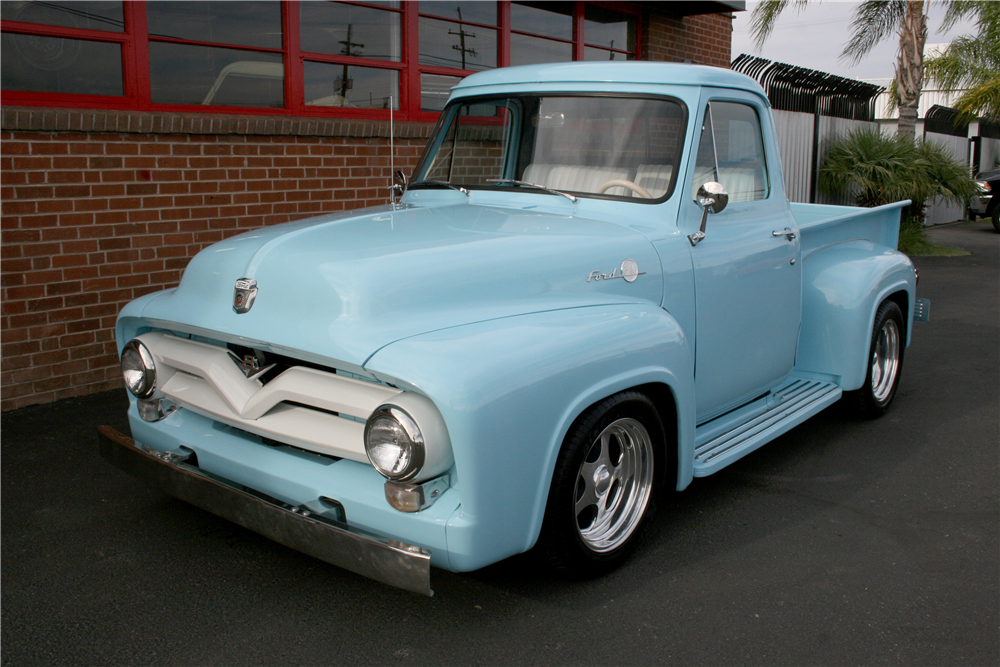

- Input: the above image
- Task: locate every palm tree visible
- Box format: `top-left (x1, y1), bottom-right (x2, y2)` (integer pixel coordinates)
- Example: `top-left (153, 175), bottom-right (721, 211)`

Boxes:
top-left (819, 128), bottom-right (979, 252)
top-left (751, 1), bottom-right (928, 141)
top-left (819, 128), bottom-right (979, 216)
top-left (923, 1), bottom-right (1000, 122)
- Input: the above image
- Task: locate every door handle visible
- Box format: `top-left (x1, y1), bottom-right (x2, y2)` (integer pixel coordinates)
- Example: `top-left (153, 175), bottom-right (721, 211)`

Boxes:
top-left (772, 228), bottom-right (796, 241)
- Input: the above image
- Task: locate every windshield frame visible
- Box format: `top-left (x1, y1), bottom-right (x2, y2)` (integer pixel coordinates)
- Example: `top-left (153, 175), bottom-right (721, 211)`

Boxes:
top-left (410, 92), bottom-right (689, 205)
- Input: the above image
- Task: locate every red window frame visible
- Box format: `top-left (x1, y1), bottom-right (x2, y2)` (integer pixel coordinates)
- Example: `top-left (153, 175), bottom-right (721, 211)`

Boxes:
top-left (1, 1), bottom-right (642, 121)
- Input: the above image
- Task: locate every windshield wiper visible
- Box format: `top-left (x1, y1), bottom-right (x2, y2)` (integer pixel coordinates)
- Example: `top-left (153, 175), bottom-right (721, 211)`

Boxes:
top-left (408, 179), bottom-right (469, 196)
top-left (487, 179), bottom-right (578, 203)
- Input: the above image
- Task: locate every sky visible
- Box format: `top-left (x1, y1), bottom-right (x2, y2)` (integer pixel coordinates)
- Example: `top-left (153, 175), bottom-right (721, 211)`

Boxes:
top-left (729, 1), bottom-right (978, 82)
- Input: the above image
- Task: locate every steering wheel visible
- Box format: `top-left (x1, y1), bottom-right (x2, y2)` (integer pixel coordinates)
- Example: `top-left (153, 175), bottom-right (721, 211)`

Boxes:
top-left (597, 179), bottom-right (653, 199)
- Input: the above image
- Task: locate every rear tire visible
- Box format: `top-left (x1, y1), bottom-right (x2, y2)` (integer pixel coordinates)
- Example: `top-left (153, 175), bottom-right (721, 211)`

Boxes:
top-left (536, 391), bottom-right (664, 578)
top-left (846, 300), bottom-right (905, 419)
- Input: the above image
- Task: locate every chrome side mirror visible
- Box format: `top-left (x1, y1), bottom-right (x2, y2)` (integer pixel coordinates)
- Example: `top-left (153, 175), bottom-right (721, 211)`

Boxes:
top-left (689, 181), bottom-right (729, 246)
top-left (389, 170), bottom-right (407, 204)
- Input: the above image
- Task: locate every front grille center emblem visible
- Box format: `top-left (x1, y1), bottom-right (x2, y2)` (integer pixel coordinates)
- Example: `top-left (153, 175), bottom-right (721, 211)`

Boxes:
top-left (587, 259), bottom-right (645, 283)
top-left (233, 278), bottom-right (258, 313)
top-left (227, 349), bottom-right (276, 380)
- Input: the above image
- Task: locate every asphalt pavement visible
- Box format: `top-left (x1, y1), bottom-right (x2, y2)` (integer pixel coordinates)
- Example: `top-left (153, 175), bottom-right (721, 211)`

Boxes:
top-left (2, 220), bottom-right (997, 666)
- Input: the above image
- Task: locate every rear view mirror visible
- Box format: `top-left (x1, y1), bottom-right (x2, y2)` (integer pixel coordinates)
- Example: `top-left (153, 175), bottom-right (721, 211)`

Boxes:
top-left (689, 182), bottom-right (729, 246)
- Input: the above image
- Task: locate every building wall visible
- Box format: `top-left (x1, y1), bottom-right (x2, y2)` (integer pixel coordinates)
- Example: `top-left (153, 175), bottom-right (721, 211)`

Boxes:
top-left (644, 11), bottom-right (734, 68)
top-left (1, 111), bottom-right (428, 410)
top-left (1, 11), bottom-right (735, 411)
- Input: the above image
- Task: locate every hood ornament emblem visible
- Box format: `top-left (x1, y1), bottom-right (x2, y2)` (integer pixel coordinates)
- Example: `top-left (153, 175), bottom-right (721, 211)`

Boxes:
top-left (587, 259), bottom-right (645, 283)
top-left (233, 278), bottom-right (258, 313)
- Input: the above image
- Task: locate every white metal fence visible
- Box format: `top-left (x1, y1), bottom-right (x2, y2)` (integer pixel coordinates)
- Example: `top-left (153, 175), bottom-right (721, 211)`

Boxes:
top-left (924, 133), bottom-right (969, 225)
top-left (979, 137), bottom-right (1000, 173)
top-left (770, 110), bottom-right (880, 205)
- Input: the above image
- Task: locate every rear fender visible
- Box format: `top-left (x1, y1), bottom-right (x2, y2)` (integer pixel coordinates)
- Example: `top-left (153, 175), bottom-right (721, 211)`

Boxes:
top-left (364, 304), bottom-right (694, 571)
top-left (796, 241), bottom-right (916, 391)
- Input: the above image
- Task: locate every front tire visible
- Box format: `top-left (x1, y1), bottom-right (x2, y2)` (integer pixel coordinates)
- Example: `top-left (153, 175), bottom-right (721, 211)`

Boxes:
top-left (536, 391), bottom-right (663, 578)
top-left (846, 300), bottom-right (905, 418)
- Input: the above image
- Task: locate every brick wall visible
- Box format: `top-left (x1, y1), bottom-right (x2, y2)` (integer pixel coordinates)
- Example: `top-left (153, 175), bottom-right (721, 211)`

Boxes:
top-left (644, 10), bottom-right (734, 68)
top-left (0, 109), bottom-right (431, 411)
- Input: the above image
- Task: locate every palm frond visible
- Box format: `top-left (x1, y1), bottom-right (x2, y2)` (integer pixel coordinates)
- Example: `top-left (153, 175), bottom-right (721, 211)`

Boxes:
top-left (924, 9), bottom-right (1000, 121)
top-left (951, 76), bottom-right (1000, 121)
top-left (749, 0), bottom-right (809, 50)
top-left (840, 0), bottom-right (907, 64)
top-left (939, 0), bottom-right (998, 32)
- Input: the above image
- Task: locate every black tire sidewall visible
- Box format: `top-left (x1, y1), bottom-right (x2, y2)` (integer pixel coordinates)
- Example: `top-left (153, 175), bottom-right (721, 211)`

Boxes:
top-left (536, 391), bottom-right (665, 578)
top-left (849, 300), bottom-right (905, 418)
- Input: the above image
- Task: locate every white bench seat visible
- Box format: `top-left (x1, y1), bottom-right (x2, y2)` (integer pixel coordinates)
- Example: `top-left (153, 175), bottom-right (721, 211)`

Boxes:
top-left (522, 164), bottom-right (631, 196)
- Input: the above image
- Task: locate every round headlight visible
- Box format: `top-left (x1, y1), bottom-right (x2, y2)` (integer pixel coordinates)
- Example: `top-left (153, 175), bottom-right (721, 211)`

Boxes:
top-left (364, 405), bottom-right (425, 481)
top-left (121, 339), bottom-right (156, 398)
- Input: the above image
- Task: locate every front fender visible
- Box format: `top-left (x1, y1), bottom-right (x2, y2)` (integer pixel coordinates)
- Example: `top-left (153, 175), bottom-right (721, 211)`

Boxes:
top-left (364, 304), bottom-right (694, 572)
top-left (796, 241), bottom-right (916, 391)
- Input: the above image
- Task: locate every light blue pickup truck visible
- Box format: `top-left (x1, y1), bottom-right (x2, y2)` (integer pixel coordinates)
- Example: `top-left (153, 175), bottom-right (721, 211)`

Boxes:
top-left (101, 63), bottom-right (928, 595)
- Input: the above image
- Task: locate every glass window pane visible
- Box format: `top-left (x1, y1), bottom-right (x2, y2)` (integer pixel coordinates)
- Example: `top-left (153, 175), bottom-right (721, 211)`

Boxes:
top-left (421, 73), bottom-right (462, 111)
top-left (709, 102), bottom-right (769, 202)
top-left (150, 43), bottom-right (283, 107)
top-left (583, 47), bottom-right (633, 61)
top-left (584, 6), bottom-right (635, 52)
top-left (0, 1), bottom-right (123, 32)
top-left (304, 61), bottom-right (398, 110)
top-left (511, 2), bottom-right (572, 40)
top-left (419, 17), bottom-right (496, 71)
top-left (693, 106), bottom-right (718, 200)
top-left (424, 102), bottom-right (511, 185)
top-left (418, 2), bottom-right (496, 25)
top-left (417, 95), bottom-right (686, 201)
top-left (510, 34), bottom-right (572, 67)
top-left (300, 2), bottom-right (401, 62)
top-left (1, 32), bottom-right (122, 94)
top-left (147, 1), bottom-right (282, 49)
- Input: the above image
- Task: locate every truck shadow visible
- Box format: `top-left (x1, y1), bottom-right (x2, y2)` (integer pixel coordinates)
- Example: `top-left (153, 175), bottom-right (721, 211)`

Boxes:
top-left (454, 392), bottom-right (939, 605)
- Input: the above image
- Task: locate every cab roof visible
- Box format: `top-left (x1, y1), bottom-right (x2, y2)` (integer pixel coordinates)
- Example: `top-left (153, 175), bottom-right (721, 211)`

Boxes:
top-left (452, 61), bottom-right (768, 101)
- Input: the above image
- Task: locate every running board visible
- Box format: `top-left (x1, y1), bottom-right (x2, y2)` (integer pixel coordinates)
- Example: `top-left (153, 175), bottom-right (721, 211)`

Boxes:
top-left (693, 378), bottom-right (842, 477)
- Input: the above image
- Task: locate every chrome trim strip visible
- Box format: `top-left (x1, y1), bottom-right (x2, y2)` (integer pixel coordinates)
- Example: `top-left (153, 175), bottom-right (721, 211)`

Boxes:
top-left (98, 425), bottom-right (433, 596)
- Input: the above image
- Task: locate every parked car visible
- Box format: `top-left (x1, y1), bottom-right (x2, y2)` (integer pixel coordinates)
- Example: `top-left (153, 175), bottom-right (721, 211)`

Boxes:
top-left (100, 62), bottom-right (929, 595)
top-left (972, 168), bottom-right (999, 232)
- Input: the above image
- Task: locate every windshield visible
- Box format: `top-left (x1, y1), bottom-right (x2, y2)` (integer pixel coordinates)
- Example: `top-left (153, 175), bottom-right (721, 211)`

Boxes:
top-left (412, 94), bottom-right (686, 202)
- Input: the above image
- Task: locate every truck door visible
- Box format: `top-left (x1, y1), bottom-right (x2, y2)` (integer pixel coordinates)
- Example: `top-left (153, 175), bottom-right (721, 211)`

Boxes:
top-left (683, 94), bottom-right (802, 423)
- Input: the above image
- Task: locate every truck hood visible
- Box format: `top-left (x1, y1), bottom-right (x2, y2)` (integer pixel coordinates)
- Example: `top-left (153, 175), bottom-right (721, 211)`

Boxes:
top-left (140, 202), bottom-right (663, 370)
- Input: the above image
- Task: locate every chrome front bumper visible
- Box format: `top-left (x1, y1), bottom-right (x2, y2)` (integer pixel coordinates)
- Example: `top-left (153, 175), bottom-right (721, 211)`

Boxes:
top-left (98, 425), bottom-right (433, 596)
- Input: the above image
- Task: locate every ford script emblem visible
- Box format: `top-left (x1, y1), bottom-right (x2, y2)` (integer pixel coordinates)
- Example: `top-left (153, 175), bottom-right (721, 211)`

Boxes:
top-left (233, 278), bottom-right (258, 314)
top-left (587, 259), bottom-right (645, 283)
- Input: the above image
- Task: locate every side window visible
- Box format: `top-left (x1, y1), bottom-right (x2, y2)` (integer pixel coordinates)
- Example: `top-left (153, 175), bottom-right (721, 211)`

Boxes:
top-left (692, 101), bottom-right (769, 204)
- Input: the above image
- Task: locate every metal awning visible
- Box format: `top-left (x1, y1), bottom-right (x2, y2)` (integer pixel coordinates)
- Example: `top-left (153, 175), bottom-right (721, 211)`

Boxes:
top-left (646, 1), bottom-right (745, 17)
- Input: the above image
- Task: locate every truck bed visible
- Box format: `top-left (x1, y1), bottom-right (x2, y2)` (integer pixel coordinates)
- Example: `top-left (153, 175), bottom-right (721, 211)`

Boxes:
top-left (791, 200), bottom-right (910, 256)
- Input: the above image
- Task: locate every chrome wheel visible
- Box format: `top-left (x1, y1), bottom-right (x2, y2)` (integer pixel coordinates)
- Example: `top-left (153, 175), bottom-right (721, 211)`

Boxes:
top-left (575, 418), bottom-right (654, 553)
top-left (847, 299), bottom-right (905, 419)
top-left (870, 317), bottom-right (901, 404)
top-left (538, 391), bottom-right (664, 577)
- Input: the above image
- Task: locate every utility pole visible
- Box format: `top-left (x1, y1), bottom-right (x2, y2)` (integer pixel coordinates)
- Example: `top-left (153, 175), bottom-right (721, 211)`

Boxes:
top-left (448, 7), bottom-right (477, 70)
top-left (338, 24), bottom-right (364, 100)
